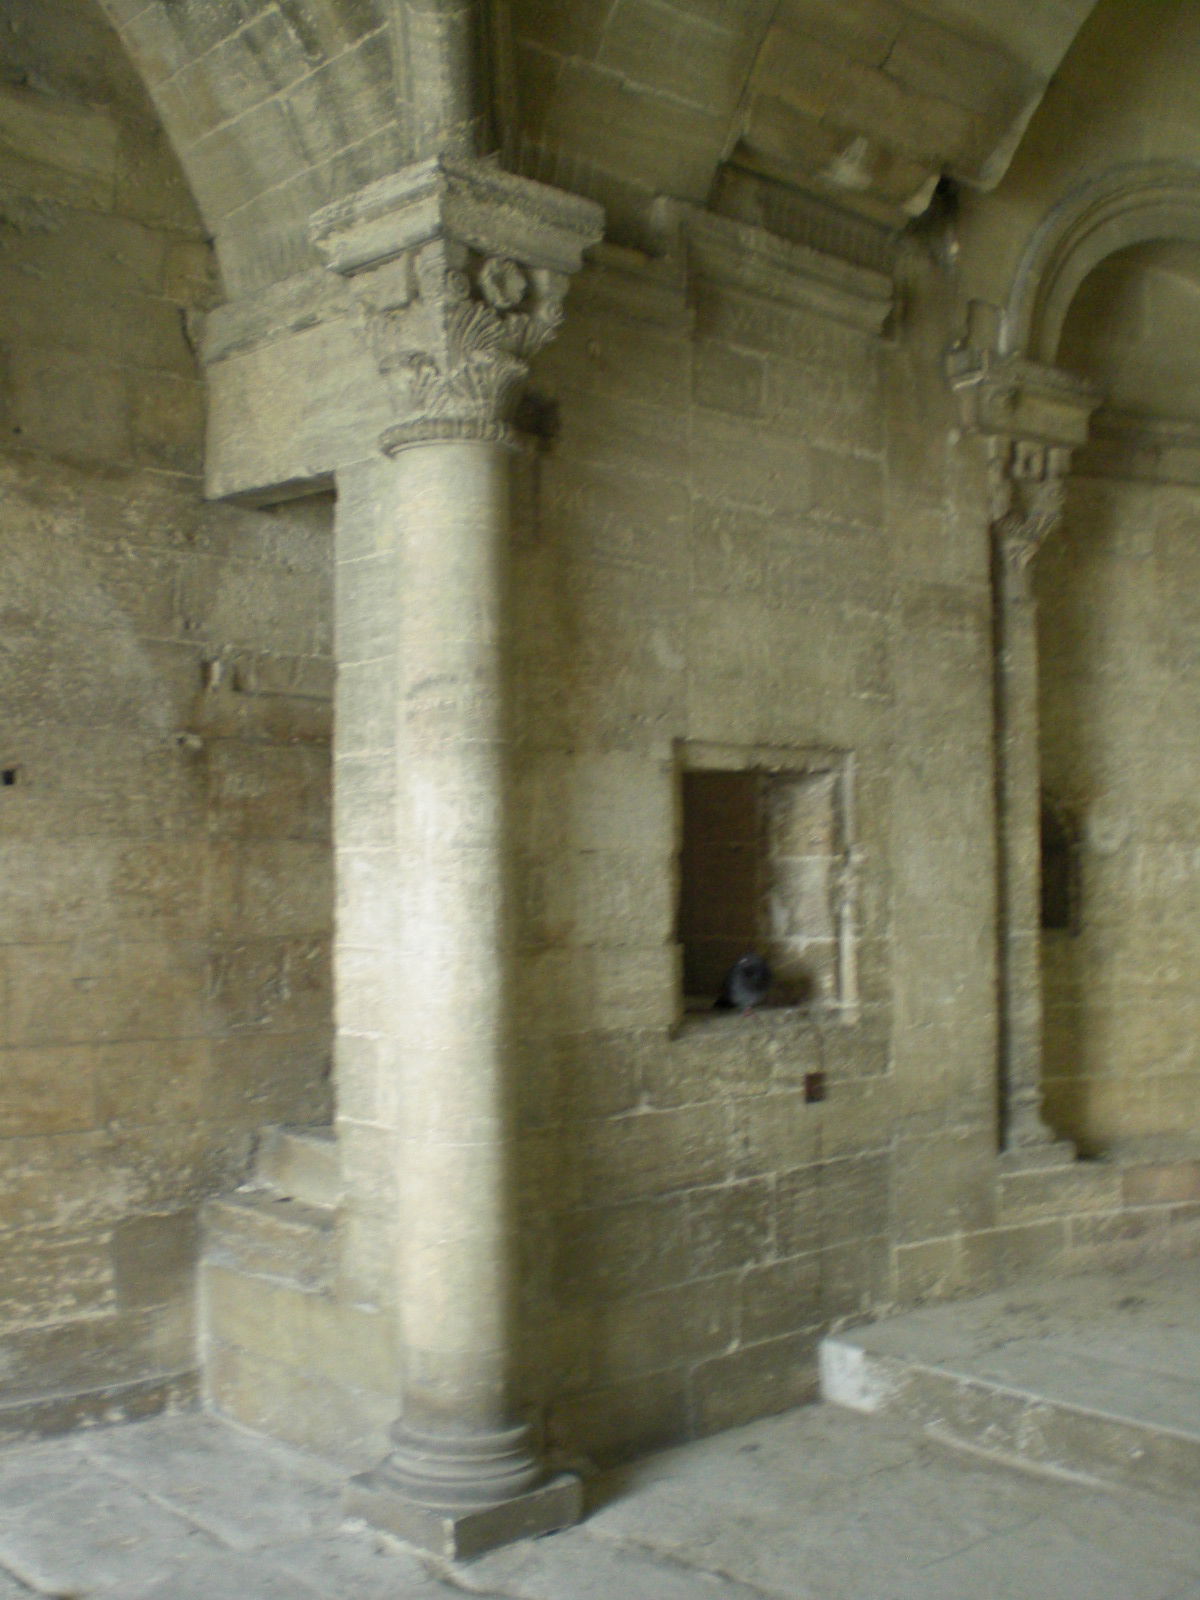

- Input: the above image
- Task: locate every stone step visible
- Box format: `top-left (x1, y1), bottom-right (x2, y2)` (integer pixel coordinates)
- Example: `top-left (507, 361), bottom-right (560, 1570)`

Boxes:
top-left (819, 1261), bottom-right (1200, 1502)
top-left (254, 1124), bottom-right (342, 1210)
top-left (995, 1157), bottom-right (1123, 1225)
top-left (200, 1262), bottom-right (395, 1470)
top-left (201, 1191), bottom-right (336, 1292)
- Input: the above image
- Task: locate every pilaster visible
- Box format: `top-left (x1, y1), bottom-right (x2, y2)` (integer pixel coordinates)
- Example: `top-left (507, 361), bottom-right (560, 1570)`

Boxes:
top-left (949, 352), bottom-right (1101, 1157)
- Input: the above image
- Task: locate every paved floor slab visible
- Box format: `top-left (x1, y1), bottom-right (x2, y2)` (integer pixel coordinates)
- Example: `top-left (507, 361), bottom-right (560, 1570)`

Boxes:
top-left (0, 1361), bottom-right (1196, 1599)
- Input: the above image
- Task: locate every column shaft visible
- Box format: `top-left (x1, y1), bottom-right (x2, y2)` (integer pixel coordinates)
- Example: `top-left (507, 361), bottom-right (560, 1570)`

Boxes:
top-left (389, 438), bottom-right (522, 1442)
top-left (993, 545), bottom-right (1054, 1150)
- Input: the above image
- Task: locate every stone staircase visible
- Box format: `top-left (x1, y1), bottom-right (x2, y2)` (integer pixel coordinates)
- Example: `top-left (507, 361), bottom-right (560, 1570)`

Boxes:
top-left (820, 1254), bottom-right (1200, 1503)
top-left (198, 1125), bottom-right (397, 1469)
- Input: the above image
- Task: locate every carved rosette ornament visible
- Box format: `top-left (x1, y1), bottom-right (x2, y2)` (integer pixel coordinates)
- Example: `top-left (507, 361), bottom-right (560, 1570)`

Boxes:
top-left (310, 156), bottom-right (603, 453)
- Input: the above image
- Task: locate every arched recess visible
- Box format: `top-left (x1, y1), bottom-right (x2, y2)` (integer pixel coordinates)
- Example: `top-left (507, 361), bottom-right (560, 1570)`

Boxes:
top-left (998, 162), bottom-right (1200, 1155)
top-left (1001, 161), bottom-right (1200, 365)
top-left (93, 0), bottom-right (408, 296)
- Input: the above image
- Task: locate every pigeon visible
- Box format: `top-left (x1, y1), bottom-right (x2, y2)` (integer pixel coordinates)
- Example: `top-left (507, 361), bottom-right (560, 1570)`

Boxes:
top-left (715, 953), bottom-right (772, 1014)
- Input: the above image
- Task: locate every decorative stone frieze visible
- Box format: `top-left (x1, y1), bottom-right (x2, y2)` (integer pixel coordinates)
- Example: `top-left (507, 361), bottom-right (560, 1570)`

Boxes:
top-left (650, 198), bottom-right (894, 335)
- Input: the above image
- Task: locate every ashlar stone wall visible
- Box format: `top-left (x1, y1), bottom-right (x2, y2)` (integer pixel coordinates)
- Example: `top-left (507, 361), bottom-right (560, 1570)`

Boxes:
top-left (1039, 472), bottom-right (1200, 1156)
top-left (0, 0), bottom-right (333, 1430)
top-left (482, 241), bottom-right (1000, 1462)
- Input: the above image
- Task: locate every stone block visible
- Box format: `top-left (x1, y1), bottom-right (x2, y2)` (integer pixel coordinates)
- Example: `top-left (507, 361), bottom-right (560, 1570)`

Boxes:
top-left (112, 1211), bottom-right (198, 1310)
top-left (893, 1236), bottom-right (967, 1303)
top-left (0, 1046), bottom-right (100, 1136)
top-left (738, 1254), bottom-right (821, 1344)
top-left (552, 1195), bottom-right (691, 1302)
top-left (201, 1264), bottom-right (393, 1394)
top-left (573, 1104), bottom-right (733, 1203)
top-left (0, 1224), bottom-right (114, 1331)
top-left (550, 1029), bottom-right (646, 1122)
top-left (737, 1091), bottom-right (822, 1176)
top-left (0, 83), bottom-right (118, 203)
top-left (547, 1371), bottom-right (690, 1465)
top-left (997, 1163), bottom-right (1124, 1223)
top-left (561, 388), bottom-right (690, 484)
top-left (822, 1152), bottom-right (890, 1247)
top-left (893, 1129), bottom-right (996, 1243)
top-left (207, 740), bottom-right (330, 842)
top-left (590, 1279), bottom-right (737, 1383)
top-left (537, 457), bottom-right (689, 578)
top-left (202, 1195), bottom-right (336, 1292)
top-left (129, 373), bottom-right (205, 472)
top-left (345, 1469), bottom-right (582, 1563)
top-left (539, 310), bottom-right (690, 408)
top-left (205, 1032), bottom-right (331, 1131)
top-left (1122, 1160), bottom-right (1200, 1206)
top-left (691, 1330), bottom-right (820, 1437)
top-left (205, 938), bottom-right (330, 1038)
top-left (686, 1179), bottom-right (774, 1277)
top-left (809, 447), bottom-right (884, 529)
top-left (693, 341), bottom-right (765, 417)
top-left (0, 1370), bottom-right (196, 1450)
top-left (690, 409), bottom-right (811, 514)
top-left (256, 1125), bottom-right (341, 1209)
top-left (960, 1220), bottom-right (1070, 1290)
top-left (204, 1339), bottom-right (393, 1471)
top-left (821, 1236), bottom-right (891, 1320)
top-left (7, 346), bottom-right (130, 462)
top-left (642, 1018), bottom-right (773, 1109)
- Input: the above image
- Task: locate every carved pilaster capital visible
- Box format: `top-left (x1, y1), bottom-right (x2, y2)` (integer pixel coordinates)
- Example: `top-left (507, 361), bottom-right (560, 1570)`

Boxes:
top-left (310, 157), bottom-right (604, 451)
top-left (948, 347), bottom-right (1101, 591)
top-left (947, 348), bottom-right (1101, 449)
top-left (988, 435), bottom-right (1072, 580)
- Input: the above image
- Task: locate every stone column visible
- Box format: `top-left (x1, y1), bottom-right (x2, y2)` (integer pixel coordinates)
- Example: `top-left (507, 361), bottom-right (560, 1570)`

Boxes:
top-left (988, 439), bottom-right (1072, 1153)
top-left (311, 158), bottom-right (602, 1559)
top-left (949, 352), bottom-right (1099, 1159)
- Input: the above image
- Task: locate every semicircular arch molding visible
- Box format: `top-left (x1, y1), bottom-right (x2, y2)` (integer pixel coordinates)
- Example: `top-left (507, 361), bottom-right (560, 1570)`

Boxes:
top-left (95, 0), bottom-right (405, 295)
top-left (1002, 162), bottom-right (1200, 364)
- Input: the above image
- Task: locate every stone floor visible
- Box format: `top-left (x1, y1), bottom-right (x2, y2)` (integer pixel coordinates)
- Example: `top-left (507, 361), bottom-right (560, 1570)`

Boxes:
top-left (0, 1378), bottom-right (1198, 1600)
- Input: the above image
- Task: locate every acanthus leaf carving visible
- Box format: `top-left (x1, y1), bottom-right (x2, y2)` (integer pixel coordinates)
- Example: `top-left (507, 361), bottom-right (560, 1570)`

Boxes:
top-left (349, 238), bottom-right (569, 451)
top-left (987, 436), bottom-right (1073, 589)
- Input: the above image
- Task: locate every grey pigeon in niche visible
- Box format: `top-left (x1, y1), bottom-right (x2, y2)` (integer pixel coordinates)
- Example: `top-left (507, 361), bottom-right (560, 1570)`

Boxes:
top-left (716, 953), bottom-right (771, 1014)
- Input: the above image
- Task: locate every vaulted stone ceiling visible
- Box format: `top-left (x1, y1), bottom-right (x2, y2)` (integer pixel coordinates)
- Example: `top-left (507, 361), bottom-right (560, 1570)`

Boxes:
top-left (510, 0), bottom-right (1100, 238)
top-left (14, 0), bottom-right (1100, 297)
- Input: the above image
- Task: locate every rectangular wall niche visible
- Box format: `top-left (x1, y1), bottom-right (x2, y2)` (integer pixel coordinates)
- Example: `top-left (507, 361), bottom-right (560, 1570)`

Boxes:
top-left (677, 743), bottom-right (857, 1017)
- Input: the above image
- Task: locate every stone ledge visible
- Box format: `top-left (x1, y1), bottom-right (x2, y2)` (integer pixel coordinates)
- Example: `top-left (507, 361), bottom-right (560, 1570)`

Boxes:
top-left (0, 1369), bottom-right (197, 1447)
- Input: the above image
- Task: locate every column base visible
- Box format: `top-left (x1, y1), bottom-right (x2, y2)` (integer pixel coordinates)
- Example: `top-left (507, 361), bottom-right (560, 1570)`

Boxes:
top-left (345, 1468), bottom-right (583, 1561)
top-left (1000, 1138), bottom-right (1077, 1172)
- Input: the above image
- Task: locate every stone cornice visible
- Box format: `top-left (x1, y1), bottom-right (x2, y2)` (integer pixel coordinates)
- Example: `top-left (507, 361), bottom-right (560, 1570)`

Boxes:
top-left (1073, 408), bottom-right (1200, 487)
top-left (947, 349), bottom-right (1101, 449)
top-left (309, 155), bottom-right (603, 280)
top-left (652, 200), bottom-right (894, 336)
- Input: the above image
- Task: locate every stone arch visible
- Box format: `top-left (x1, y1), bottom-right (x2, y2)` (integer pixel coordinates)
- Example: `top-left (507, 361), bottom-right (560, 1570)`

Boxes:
top-left (1001, 161), bottom-right (1200, 364)
top-left (92, 0), bottom-right (408, 294)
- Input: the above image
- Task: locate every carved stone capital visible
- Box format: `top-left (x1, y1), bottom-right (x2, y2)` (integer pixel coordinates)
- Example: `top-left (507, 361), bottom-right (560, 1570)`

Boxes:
top-left (947, 348), bottom-right (1101, 450)
top-left (988, 435), bottom-right (1072, 583)
top-left (948, 347), bottom-right (1101, 592)
top-left (310, 157), bottom-right (604, 450)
